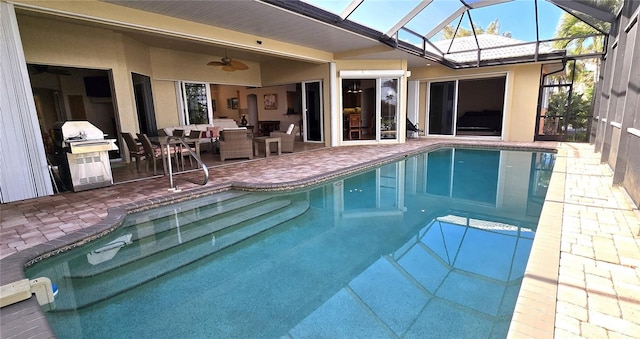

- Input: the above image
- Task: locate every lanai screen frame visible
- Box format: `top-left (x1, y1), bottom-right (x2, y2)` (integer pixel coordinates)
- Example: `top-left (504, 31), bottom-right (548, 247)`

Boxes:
top-left (267, 0), bottom-right (617, 69)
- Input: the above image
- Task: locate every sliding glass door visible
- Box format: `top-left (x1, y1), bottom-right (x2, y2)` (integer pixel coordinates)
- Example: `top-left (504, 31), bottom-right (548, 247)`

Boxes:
top-left (381, 78), bottom-right (398, 140)
top-left (428, 81), bottom-right (456, 135)
top-left (427, 77), bottom-right (505, 137)
top-left (302, 80), bottom-right (323, 142)
top-left (341, 76), bottom-right (400, 142)
top-left (132, 73), bottom-right (157, 136)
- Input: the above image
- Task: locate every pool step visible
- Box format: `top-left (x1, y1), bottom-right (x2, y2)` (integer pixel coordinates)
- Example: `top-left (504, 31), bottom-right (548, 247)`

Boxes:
top-left (121, 190), bottom-right (264, 233)
top-left (50, 199), bottom-right (310, 311)
top-left (122, 190), bottom-right (249, 226)
top-left (67, 195), bottom-right (291, 278)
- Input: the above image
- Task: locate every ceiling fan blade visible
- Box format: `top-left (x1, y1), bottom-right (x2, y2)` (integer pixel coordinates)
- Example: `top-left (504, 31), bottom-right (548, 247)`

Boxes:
top-left (228, 59), bottom-right (248, 70)
top-left (207, 61), bottom-right (226, 66)
top-left (221, 65), bottom-right (236, 72)
top-left (51, 69), bottom-right (71, 76)
top-left (28, 65), bottom-right (71, 76)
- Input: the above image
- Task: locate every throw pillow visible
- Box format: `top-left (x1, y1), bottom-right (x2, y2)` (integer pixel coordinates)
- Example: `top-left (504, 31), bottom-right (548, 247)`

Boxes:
top-left (286, 123), bottom-right (295, 135)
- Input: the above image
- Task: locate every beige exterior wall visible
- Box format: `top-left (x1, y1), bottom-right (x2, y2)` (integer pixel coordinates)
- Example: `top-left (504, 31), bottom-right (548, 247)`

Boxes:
top-left (149, 48), bottom-right (262, 86)
top-left (17, 13), bottom-right (138, 134)
top-left (13, 0), bottom-right (333, 63)
top-left (505, 65), bottom-right (542, 142)
top-left (152, 80), bottom-right (180, 128)
top-left (410, 63), bottom-right (542, 142)
top-left (148, 47), bottom-right (263, 128)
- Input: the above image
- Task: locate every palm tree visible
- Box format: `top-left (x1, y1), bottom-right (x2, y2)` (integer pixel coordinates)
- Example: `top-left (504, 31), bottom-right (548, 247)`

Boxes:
top-left (442, 18), bottom-right (511, 39)
top-left (552, 0), bottom-right (618, 51)
top-left (552, 14), bottom-right (605, 55)
top-left (552, 0), bottom-right (618, 72)
top-left (551, 0), bottom-right (618, 142)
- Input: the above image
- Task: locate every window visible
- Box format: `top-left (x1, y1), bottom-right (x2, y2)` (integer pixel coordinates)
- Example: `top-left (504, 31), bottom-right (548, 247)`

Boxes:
top-left (180, 82), bottom-right (213, 125)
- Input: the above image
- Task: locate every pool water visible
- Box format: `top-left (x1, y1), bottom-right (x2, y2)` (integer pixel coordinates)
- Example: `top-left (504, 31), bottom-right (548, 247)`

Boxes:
top-left (26, 148), bottom-right (554, 338)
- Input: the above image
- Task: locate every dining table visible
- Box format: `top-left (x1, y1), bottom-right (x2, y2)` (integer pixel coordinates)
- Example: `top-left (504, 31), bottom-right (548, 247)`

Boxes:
top-left (147, 136), bottom-right (201, 175)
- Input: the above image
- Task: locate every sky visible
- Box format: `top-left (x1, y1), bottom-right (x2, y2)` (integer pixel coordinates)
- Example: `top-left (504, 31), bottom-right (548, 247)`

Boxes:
top-left (303, 0), bottom-right (566, 42)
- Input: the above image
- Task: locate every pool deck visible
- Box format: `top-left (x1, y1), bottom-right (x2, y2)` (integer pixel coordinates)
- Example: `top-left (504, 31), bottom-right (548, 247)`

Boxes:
top-left (1, 138), bottom-right (639, 338)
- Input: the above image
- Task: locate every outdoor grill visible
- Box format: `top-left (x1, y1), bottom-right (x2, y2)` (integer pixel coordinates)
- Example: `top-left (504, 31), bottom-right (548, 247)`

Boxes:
top-left (52, 121), bottom-right (118, 192)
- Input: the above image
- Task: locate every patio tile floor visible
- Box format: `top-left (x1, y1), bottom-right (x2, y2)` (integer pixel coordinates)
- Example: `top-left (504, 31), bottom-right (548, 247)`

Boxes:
top-left (1, 139), bottom-right (639, 338)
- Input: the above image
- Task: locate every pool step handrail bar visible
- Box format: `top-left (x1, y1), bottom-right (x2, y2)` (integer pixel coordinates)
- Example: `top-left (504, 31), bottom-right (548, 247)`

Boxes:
top-left (166, 136), bottom-right (209, 192)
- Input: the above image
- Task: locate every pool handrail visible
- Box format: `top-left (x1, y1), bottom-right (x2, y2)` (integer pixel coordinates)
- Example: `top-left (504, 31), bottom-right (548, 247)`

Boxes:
top-left (166, 136), bottom-right (209, 191)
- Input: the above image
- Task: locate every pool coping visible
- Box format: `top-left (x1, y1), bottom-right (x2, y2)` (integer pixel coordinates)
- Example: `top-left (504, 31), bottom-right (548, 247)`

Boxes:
top-left (0, 140), bottom-right (561, 338)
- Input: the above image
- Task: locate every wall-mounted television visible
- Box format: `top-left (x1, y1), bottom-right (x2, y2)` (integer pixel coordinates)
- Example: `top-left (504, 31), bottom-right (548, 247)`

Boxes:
top-left (84, 76), bottom-right (112, 98)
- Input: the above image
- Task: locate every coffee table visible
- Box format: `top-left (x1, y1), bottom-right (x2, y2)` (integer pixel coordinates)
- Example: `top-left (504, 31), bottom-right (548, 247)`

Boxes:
top-left (253, 136), bottom-right (281, 157)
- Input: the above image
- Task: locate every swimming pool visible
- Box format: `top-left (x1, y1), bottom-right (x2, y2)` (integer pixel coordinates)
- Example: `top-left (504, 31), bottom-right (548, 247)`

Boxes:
top-left (26, 148), bottom-right (555, 338)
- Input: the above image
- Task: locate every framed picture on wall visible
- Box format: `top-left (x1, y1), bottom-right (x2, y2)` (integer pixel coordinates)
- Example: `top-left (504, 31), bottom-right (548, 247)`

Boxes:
top-left (264, 94), bottom-right (277, 110)
top-left (227, 98), bottom-right (238, 109)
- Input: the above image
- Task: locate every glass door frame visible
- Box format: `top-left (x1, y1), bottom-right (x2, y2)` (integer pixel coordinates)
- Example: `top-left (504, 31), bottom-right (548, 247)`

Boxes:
top-left (425, 73), bottom-right (508, 139)
top-left (339, 70), bottom-right (405, 144)
top-left (426, 80), bottom-right (458, 136)
top-left (302, 80), bottom-right (324, 143)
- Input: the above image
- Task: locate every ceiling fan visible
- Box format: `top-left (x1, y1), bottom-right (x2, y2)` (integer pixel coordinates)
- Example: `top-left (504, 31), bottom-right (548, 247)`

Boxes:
top-left (207, 51), bottom-right (248, 72)
top-left (28, 64), bottom-right (71, 76)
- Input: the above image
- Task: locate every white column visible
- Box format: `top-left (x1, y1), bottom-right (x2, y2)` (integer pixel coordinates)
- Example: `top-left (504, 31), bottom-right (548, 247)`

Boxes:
top-left (329, 62), bottom-right (339, 147)
top-left (0, 2), bottom-right (53, 202)
top-left (407, 80), bottom-right (419, 124)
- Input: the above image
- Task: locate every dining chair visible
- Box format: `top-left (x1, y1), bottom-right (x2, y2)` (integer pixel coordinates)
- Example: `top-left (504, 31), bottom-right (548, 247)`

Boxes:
top-left (348, 114), bottom-right (361, 140)
top-left (184, 130), bottom-right (203, 167)
top-left (168, 128), bottom-right (190, 169)
top-left (122, 132), bottom-right (145, 172)
top-left (207, 126), bottom-right (221, 153)
top-left (136, 133), bottom-right (163, 175)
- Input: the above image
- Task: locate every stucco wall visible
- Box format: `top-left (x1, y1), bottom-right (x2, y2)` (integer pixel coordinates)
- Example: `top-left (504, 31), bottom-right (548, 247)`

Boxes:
top-left (149, 48), bottom-right (262, 86)
top-left (505, 65), bottom-right (541, 142)
top-left (152, 80), bottom-right (180, 128)
top-left (18, 14), bottom-right (138, 134)
top-left (13, 0), bottom-right (334, 63)
top-left (147, 46), bottom-right (263, 128)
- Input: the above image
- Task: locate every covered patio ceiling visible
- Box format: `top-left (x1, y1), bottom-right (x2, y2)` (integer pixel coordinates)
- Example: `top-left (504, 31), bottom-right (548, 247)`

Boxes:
top-left (100, 0), bottom-right (618, 69)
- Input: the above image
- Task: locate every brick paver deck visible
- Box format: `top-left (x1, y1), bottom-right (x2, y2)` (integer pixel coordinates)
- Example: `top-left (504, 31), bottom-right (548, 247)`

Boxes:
top-left (1, 139), bottom-right (638, 338)
top-left (553, 144), bottom-right (640, 339)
